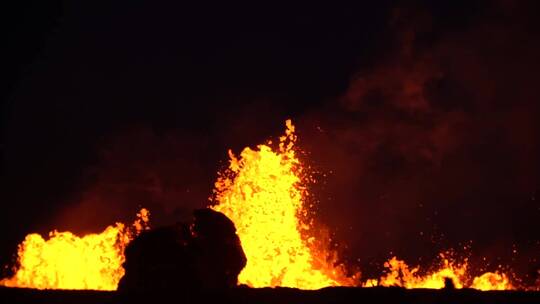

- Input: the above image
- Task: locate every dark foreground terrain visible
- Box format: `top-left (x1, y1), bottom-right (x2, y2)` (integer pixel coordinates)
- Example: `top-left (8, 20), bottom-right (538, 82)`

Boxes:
top-left (1, 286), bottom-right (540, 304)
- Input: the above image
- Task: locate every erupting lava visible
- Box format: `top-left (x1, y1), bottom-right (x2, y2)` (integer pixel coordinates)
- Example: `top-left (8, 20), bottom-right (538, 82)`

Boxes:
top-left (0, 120), bottom-right (526, 292)
top-left (211, 120), bottom-right (356, 289)
top-left (0, 209), bottom-right (149, 290)
top-left (210, 119), bottom-right (518, 291)
top-left (365, 254), bottom-right (513, 290)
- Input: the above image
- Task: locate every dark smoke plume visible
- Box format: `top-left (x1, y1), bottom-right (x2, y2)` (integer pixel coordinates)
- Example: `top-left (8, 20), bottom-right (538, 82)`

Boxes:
top-left (296, 1), bottom-right (540, 281)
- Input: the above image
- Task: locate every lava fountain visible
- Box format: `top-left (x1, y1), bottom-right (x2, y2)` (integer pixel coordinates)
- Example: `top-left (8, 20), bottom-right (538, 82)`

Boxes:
top-left (0, 120), bottom-right (527, 291)
top-left (210, 119), bottom-right (518, 291)
top-left (211, 119), bottom-right (357, 289)
top-left (0, 209), bottom-right (150, 290)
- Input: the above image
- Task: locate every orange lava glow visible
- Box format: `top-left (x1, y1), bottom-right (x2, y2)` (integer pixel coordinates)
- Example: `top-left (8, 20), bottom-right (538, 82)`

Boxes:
top-left (364, 254), bottom-right (514, 290)
top-left (471, 272), bottom-right (513, 291)
top-left (0, 209), bottom-right (150, 290)
top-left (211, 119), bottom-right (357, 289)
top-left (0, 120), bottom-right (527, 292)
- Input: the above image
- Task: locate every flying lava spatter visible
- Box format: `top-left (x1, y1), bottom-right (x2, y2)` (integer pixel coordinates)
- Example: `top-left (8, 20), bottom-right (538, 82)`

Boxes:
top-left (0, 120), bottom-right (529, 291)
top-left (210, 119), bottom-right (517, 291)
top-left (211, 119), bottom-right (357, 289)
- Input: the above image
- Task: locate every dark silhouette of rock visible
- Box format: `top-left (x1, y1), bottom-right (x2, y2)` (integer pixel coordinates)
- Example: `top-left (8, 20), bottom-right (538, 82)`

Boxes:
top-left (191, 209), bottom-right (247, 289)
top-left (443, 277), bottom-right (455, 290)
top-left (118, 209), bottom-right (246, 293)
top-left (117, 223), bottom-right (194, 292)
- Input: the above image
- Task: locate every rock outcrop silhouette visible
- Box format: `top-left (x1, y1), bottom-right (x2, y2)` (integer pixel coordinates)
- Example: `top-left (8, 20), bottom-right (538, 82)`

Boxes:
top-left (118, 209), bottom-right (246, 292)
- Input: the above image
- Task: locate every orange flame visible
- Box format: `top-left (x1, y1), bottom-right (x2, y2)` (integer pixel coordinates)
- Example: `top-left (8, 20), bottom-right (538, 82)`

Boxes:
top-left (0, 208), bottom-right (150, 290)
top-left (211, 119), bottom-right (356, 289)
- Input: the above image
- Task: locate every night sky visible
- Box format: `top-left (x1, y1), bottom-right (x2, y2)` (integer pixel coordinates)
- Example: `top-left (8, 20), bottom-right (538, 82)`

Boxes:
top-left (2, 1), bottom-right (540, 282)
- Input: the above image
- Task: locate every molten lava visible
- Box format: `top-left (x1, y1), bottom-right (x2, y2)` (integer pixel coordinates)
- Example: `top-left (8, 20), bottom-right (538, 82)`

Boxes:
top-left (211, 120), bottom-right (356, 289)
top-left (471, 272), bottom-right (513, 291)
top-left (0, 209), bottom-right (149, 290)
top-left (0, 120), bottom-right (526, 292)
top-left (364, 254), bottom-right (514, 290)
top-left (210, 119), bottom-right (518, 291)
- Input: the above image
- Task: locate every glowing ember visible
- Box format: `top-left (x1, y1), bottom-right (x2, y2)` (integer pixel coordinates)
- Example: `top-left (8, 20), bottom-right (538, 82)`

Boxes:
top-left (0, 208), bottom-right (150, 290)
top-left (365, 254), bottom-right (514, 290)
top-left (211, 119), bottom-right (356, 289)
